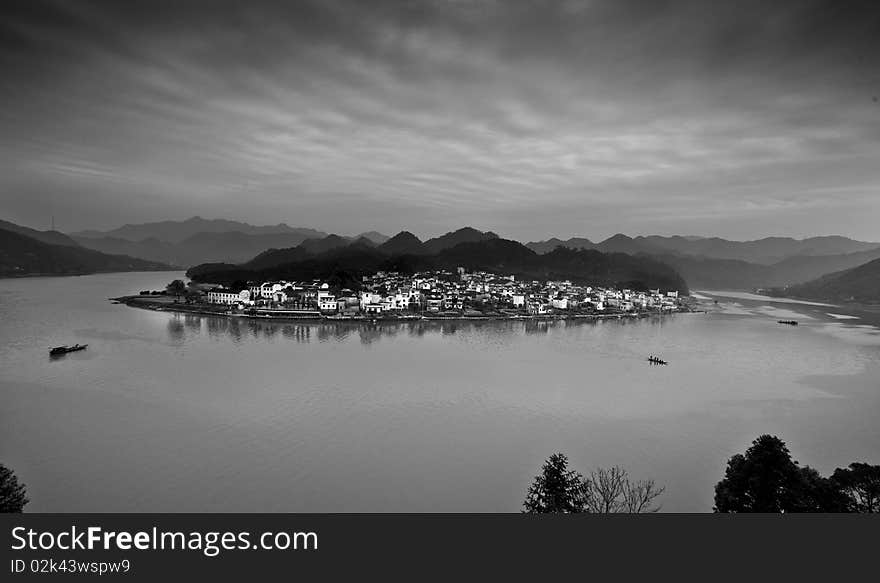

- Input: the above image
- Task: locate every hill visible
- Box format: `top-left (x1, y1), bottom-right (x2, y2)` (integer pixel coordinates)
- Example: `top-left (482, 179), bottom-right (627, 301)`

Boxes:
top-left (526, 237), bottom-right (593, 254)
top-left (779, 258), bottom-right (880, 303)
top-left (0, 228), bottom-right (171, 277)
top-left (422, 227), bottom-right (499, 254)
top-left (378, 231), bottom-right (425, 255)
top-left (73, 230), bottom-right (332, 267)
top-left (355, 231), bottom-right (390, 245)
top-left (188, 237), bottom-right (689, 294)
top-left (528, 233), bottom-right (880, 264)
top-left (73, 216), bottom-right (327, 244)
top-left (0, 218), bottom-right (81, 247)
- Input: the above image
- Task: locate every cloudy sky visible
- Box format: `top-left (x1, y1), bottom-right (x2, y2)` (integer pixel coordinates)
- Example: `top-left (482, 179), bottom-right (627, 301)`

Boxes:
top-left (1, 0), bottom-right (879, 241)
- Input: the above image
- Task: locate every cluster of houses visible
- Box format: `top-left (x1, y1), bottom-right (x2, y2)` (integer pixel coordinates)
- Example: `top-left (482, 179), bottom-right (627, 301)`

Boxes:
top-left (204, 268), bottom-right (685, 316)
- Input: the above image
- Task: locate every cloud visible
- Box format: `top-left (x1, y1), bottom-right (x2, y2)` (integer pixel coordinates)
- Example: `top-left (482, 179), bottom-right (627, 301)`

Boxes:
top-left (1, 0), bottom-right (878, 240)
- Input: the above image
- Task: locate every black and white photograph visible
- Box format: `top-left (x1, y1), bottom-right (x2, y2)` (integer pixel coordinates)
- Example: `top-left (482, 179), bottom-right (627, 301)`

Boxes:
top-left (1, 0), bottom-right (879, 573)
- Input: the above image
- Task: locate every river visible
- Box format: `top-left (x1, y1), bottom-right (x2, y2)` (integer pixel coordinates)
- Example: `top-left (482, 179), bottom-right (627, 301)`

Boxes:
top-left (1, 272), bottom-right (878, 511)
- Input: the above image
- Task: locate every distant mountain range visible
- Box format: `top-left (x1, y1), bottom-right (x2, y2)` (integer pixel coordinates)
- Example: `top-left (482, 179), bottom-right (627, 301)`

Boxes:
top-left (526, 233), bottom-right (880, 289)
top-left (72, 216), bottom-right (327, 244)
top-left (71, 217), bottom-right (391, 267)
top-left (0, 218), bottom-right (81, 248)
top-left (26, 214), bottom-right (880, 294)
top-left (187, 228), bottom-right (688, 293)
top-left (0, 222), bottom-right (170, 277)
top-left (526, 233), bottom-right (880, 264)
top-left (775, 258), bottom-right (880, 303)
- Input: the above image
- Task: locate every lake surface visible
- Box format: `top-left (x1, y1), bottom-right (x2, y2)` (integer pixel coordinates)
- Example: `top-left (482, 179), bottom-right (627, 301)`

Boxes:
top-left (1, 272), bottom-right (879, 512)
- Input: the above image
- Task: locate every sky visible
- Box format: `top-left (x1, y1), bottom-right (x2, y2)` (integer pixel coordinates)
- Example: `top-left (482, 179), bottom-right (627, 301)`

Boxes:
top-left (1, 0), bottom-right (879, 242)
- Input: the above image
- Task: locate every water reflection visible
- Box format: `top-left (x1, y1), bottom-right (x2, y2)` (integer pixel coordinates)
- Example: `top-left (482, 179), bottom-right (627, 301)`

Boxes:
top-left (162, 313), bottom-right (678, 344)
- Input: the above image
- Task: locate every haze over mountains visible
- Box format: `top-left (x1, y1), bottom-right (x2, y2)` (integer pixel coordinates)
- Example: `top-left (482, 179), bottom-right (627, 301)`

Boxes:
top-left (778, 258), bottom-right (880, 303)
top-left (0, 224), bottom-right (169, 277)
top-left (4, 215), bottom-right (879, 300)
top-left (70, 217), bottom-right (390, 267)
top-left (187, 227), bottom-right (689, 294)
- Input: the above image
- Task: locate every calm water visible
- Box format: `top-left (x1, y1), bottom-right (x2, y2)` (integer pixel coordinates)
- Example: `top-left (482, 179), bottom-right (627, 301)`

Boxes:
top-left (1, 272), bottom-right (879, 512)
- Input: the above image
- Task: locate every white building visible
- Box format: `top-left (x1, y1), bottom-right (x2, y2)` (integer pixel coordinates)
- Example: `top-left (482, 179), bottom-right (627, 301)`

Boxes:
top-left (207, 289), bottom-right (252, 305)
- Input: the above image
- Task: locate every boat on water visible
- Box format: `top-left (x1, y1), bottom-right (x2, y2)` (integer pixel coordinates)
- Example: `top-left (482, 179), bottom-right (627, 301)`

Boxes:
top-left (49, 343), bottom-right (88, 356)
top-left (648, 355), bottom-right (668, 365)
top-left (777, 320), bottom-right (799, 326)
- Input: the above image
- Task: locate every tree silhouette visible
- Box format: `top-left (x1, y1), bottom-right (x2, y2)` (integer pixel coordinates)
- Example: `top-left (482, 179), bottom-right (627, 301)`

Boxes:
top-left (582, 466), bottom-right (665, 513)
top-left (714, 435), bottom-right (854, 512)
top-left (0, 463), bottom-right (28, 513)
top-left (166, 279), bottom-right (186, 301)
top-left (831, 463), bottom-right (880, 513)
top-left (523, 453), bottom-right (587, 513)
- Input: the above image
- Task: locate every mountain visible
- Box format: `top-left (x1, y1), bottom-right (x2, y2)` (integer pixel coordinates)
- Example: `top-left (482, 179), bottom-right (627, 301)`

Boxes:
top-left (350, 236), bottom-right (378, 248)
top-left (73, 230), bottom-right (328, 267)
top-left (378, 231), bottom-right (425, 255)
top-left (656, 247), bottom-right (880, 290)
top-left (72, 235), bottom-right (182, 266)
top-left (298, 234), bottom-right (351, 255)
top-left (593, 234), bottom-right (655, 255)
top-left (422, 227), bottom-right (499, 254)
top-left (526, 237), bottom-right (593, 254)
top-left (241, 246), bottom-right (312, 271)
top-left (636, 235), bottom-right (879, 264)
top-left (780, 258), bottom-right (880, 303)
top-left (73, 216), bottom-right (327, 244)
top-left (355, 231), bottom-right (390, 245)
top-left (0, 218), bottom-right (80, 247)
top-left (0, 228), bottom-right (170, 277)
top-left (188, 237), bottom-right (689, 294)
top-left (527, 234), bottom-right (880, 264)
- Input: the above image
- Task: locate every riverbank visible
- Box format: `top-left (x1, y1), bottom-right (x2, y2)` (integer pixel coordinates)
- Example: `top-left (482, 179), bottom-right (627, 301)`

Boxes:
top-left (112, 294), bottom-right (699, 323)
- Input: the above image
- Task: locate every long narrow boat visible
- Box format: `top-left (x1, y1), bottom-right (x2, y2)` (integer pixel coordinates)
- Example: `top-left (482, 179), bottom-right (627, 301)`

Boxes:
top-left (777, 320), bottom-right (799, 326)
top-left (49, 343), bottom-right (88, 356)
top-left (648, 356), bottom-right (668, 365)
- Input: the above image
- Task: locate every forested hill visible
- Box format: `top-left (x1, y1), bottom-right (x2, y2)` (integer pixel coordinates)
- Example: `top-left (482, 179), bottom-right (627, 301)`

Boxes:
top-left (187, 237), bottom-right (689, 294)
top-left (0, 227), bottom-right (171, 277)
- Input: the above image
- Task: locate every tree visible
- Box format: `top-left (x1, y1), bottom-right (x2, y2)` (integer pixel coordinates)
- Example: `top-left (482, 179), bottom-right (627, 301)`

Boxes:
top-left (0, 463), bottom-right (28, 513)
top-left (582, 466), bottom-right (665, 513)
top-left (523, 453), bottom-right (587, 513)
top-left (714, 435), bottom-right (848, 512)
top-left (831, 463), bottom-right (880, 513)
top-left (792, 466), bottom-right (850, 512)
top-left (166, 279), bottom-right (186, 301)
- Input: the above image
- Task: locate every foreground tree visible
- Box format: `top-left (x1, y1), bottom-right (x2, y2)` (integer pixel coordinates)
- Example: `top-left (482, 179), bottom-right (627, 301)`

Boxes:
top-left (714, 435), bottom-right (854, 512)
top-left (714, 435), bottom-right (805, 512)
top-left (166, 279), bottom-right (186, 301)
top-left (0, 464), bottom-right (28, 513)
top-left (831, 463), bottom-right (880, 513)
top-left (583, 466), bottom-right (665, 513)
top-left (523, 455), bottom-right (665, 513)
top-left (523, 453), bottom-right (587, 513)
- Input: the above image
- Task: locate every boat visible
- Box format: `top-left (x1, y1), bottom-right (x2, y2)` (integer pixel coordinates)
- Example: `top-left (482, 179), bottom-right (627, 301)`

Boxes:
top-left (777, 320), bottom-right (799, 326)
top-left (648, 355), bottom-right (668, 365)
top-left (49, 343), bottom-right (88, 356)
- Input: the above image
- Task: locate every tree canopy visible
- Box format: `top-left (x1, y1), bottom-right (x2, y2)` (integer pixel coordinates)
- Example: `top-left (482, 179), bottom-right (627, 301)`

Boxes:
top-left (166, 279), bottom-right (186, 298)
top-left (0, 463), bottom-right (29, 513)
top-left (523, 454), bottom-right (664, 513)
top-left (831, 462), bottom-right (880, 513)
top-left (523, 453), bottom-right (587, 513)
top-left (714, 435), bottom-right (858, 512)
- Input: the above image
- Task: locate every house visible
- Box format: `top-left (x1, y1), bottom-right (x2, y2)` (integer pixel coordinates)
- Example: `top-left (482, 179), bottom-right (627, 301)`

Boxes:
top-left (207, 289), bottom-right (252, 305)
top-left (317, 289), bottom-right (337, 312)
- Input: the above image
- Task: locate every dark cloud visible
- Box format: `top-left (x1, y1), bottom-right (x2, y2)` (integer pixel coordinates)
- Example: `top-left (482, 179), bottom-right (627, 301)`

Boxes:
top-left (1, 0), bottom-right (878, 240)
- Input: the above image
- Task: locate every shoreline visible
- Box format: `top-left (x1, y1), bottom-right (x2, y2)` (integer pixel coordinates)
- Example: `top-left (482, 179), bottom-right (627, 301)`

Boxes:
top-left (111, 295), bottom-right (700, 323)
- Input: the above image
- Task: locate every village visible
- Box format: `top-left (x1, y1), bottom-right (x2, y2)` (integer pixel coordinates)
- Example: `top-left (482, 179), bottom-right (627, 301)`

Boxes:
top-left (195, 268), bottom-right (687, 319)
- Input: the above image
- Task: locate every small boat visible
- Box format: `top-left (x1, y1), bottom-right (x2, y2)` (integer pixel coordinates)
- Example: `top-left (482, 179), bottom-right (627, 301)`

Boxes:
top-left (49, 343), bottom-right (88, 356)
top-left (777, 320), bottom-right (799, 326)
top-left (648, 355), bottom-right (668, 365)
